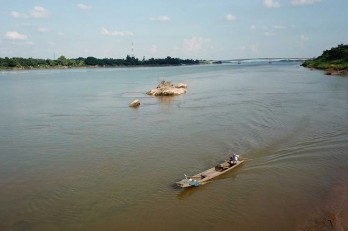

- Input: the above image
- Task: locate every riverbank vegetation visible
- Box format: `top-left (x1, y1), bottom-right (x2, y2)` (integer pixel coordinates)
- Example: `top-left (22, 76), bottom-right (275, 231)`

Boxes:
top-left (0, 55), bottom-right (200, 70)
top-left (302, 44), bottom-right (348, 73)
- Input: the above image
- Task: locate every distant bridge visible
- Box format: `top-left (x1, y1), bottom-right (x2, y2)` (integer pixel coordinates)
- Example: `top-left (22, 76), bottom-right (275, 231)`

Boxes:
top-left (220, 58), bottom-right (308, 63)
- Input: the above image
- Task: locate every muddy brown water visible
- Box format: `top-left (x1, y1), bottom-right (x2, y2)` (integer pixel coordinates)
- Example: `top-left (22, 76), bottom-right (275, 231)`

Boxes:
top-left (0, 62), bottom-right (347, 230)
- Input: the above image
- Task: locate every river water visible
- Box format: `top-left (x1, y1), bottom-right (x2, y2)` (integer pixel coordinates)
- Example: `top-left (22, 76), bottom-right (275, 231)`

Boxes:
top-left (0, 62), bottom-right (347, 231)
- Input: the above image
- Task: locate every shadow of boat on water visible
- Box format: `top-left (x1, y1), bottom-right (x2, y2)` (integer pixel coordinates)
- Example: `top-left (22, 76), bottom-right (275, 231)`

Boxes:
top-left (175, 183), bottom-right (208, 200)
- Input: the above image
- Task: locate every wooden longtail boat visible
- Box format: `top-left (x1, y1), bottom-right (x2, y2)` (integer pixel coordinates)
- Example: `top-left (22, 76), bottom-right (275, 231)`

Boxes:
top-left (176, 159), bottom-right (244, 188)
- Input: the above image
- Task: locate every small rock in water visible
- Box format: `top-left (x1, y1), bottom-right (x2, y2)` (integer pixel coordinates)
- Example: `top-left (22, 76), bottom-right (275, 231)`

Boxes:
top-left (129, 99), bottom-right (141, 108)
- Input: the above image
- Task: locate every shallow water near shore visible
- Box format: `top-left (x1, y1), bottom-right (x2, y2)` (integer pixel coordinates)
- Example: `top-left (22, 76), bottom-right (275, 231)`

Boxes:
top-left (0, 62), bottom-right (347, 231)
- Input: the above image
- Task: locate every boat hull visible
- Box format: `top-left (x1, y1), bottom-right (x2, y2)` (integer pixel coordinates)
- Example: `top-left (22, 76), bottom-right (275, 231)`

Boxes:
top-left (176, 160), bottom-right (244, 188)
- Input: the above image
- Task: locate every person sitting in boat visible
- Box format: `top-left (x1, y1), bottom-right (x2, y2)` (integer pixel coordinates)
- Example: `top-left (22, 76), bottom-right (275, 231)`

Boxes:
top-left (231, 153), bottom-right (240, 165)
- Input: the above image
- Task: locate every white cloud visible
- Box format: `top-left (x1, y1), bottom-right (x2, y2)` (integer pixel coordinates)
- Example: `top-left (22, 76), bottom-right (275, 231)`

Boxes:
top-left (11, 6), bottom-right (49, 19)
top-left (150, 16), bottom-right (170, 21)
top-left (264, 32), bottom-right (276, 36)
top-left (30, 6), bottom-right (49, 18)
top-left (25, 41), bottom-right (34, 46)
top-left (11, 11), bottom-right (28, 19)
top-left (4, 31), bottom-right (28, 40)
top-left (48, 41), bottom-right (56, 45)
top-left (291, 0), bottom-right (320, 5)
top-left (250, 25), bottom-right (256, 30)
top-left (263, 0), bottom-right (280, 8)
top-left (224, 14), bottom-right (236, 22)
top-left (100, 27), bottom-right (134, 36)
top-left (38, 27), bottom-right (49, 32)
top-left (272, 25), bottom-right (285, 30)
top-left (183, 37), bottom-right (209, 53)
top-left (77, 4), bottom-right (91, 10)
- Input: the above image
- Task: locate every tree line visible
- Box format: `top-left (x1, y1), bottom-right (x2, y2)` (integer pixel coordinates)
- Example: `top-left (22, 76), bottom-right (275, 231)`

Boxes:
top-left (302, 44), bottom-right (348, 70)
top-left (0, 55), bottom-right (200, 69)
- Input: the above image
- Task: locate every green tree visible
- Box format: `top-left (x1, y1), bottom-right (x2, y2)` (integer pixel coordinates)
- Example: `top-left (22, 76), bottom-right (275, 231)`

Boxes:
top-left (57, 56), bottom-right (68, 66)
top-left (302, 44), bottom-right (348, 70)
top-left (7, 58), bottom-right (18, 67)
top-left (85, 56), bottom-right (99, 66)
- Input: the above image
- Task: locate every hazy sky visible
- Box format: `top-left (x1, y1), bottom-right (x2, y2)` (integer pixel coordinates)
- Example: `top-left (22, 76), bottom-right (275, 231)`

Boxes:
top-left (1, 0), bottom-right (347, 60)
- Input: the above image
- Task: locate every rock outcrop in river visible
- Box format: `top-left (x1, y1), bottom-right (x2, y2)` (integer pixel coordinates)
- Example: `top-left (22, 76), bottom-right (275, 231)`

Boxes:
top-left (146, 81), bottom-right (187, 96)
top-left (129, 99), bottom-right (141, 108)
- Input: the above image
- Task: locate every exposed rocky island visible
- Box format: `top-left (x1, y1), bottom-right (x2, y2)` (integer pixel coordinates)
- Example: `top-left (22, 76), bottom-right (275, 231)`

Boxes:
top-left (146, 81), bottom-right (187, 96)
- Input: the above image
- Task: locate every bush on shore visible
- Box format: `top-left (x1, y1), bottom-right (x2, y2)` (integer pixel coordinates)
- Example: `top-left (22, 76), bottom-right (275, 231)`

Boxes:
top-left (302, 44), bottom-right (348, 70)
